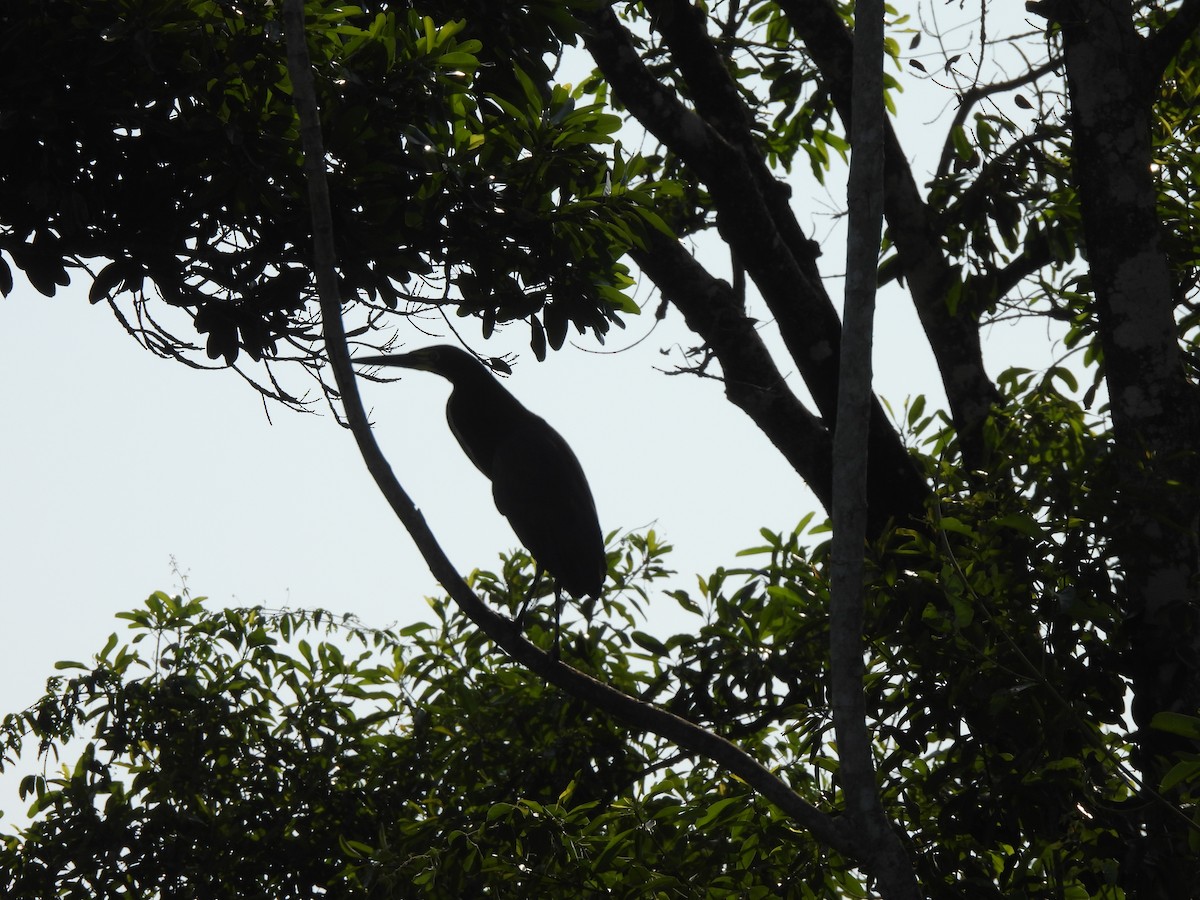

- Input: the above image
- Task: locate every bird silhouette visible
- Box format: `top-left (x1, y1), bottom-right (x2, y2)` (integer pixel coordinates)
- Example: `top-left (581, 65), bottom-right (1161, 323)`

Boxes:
top-left (355, 345), bottom-right (605, 655)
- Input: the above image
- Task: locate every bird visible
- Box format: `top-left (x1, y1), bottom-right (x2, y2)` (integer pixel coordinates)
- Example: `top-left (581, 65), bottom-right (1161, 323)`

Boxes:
top-left (354, 344), bottom-right (606, 656)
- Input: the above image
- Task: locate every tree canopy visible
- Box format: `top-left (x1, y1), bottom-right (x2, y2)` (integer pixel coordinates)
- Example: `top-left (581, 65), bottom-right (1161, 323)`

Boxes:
top-left (4, 0), bottom-right (1200, 896)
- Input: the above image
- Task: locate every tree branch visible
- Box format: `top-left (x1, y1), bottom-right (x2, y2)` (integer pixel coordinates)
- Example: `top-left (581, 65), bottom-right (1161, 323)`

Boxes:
top-left (777, 0), bottom-right (1002, 467)
top-left (579, 3), bottom-right (927, 527)
top-left (630, 233), bottom-right (836, 516)
top-left (1145, 0), bottom-right (1200, 85)
top-left (281, 0), bottom-right (855, 863)
top-left (933, 58), bottom-right (1062, 183)
top-left (640, 0), bottom-right (822, 282)
top-left (831, 0), bottom-right (919, 891)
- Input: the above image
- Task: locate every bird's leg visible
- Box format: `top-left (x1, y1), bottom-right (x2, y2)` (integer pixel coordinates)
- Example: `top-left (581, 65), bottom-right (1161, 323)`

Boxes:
top-left (515, 564), bottom-right (544, 629)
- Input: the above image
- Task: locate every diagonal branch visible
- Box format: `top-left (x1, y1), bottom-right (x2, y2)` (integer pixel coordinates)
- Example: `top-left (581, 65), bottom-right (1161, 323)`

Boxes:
top-left (631, 233), bottom-right (836, 516)
top-left (777, 0), bottom-right (1002, 466)
top-left (1144, 0), bottom-right (1200, 85)
top-left (579, 3), bottom-right (927, 527)
top-left (280, 0), bottom-right (854, 862)
top-left (640, 0), bottom-right (822, 279)
top-left (933, 58), bottom-right (1063, 183)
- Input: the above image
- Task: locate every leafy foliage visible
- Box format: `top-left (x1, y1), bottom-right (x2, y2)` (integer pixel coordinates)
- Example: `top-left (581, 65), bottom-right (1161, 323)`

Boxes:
top-left (0, 540), bottom-right (843, 899)
top-left (0, 0), bottom-right (657, 387)
top-left (0, 373), bottom-right (1168, 900)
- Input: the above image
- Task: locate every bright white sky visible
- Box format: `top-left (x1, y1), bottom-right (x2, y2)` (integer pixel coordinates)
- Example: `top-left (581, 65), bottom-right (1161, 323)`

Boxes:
top-left (0, 3), bottom-right (1055, 827)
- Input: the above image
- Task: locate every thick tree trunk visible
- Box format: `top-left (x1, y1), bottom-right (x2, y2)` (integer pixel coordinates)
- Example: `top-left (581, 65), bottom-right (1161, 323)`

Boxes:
top-left (1053, 0), bottom-right (1200, 892)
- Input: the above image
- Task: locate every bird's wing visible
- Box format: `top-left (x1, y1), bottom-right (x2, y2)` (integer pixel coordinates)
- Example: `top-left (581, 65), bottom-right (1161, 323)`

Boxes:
top-left (490, 416), bottom-right (605, 598)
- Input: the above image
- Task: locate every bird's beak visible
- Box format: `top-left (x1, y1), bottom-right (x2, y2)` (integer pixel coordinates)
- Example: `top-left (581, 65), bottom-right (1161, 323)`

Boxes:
top-left (352, 352), bottom-right (433, 371)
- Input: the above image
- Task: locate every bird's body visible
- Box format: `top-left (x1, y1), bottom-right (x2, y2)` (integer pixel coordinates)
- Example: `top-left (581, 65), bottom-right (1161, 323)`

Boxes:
top-left (355, 345), bottom-right (606, 647)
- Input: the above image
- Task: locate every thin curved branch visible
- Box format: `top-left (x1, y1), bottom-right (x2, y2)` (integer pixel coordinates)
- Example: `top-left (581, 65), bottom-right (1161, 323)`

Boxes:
top-left (933, 58), bottom-right (1063, 183)
top-left (280, 0), bottom-right (854, 861)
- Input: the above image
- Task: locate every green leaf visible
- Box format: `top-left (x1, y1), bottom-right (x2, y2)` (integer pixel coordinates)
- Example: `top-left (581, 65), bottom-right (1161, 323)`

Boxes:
top-left (436, 51), bottom-right (478, 68)
top-left (631, 631), bottom-right (667, 655)
top-left (695, 795), bottom-right (744, 828)
top-left (511, 63), bottom-right (543, 114)
top-left (937, 516), bottom-right (978, 539)
top-left (992, 514), bottom-right (1044, 538)
top-left (1160, 759), bottom-right (1200, 792)
top-left (1152, 711), bottom-right (1200, 740)
top-left (486, 802), bottom-right (516, 821)
top-left (906, 394), bottom-right (926, 427)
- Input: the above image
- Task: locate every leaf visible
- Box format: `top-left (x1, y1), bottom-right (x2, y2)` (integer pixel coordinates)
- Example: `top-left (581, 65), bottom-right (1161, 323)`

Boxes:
top-left (89, 260), bottom-right (129, 303)
top-left (696, 795), bottom-right (743, 828)
top-left (98, 632), bottom-right (120, 661)
top-left (673, 592), bottom-right (702, 614)
top-left (530, 316), bottom-right (547, 361)
top-left (511, 63), bottom-right (543, 114)
top-left (1047, 365), bottom-right (1079, 392)
top-left (436, 51), bottom-right (478, 68)
top-left (907, 394), bottom-right (926, 427)
top-left (992, 514), bottom-right (1044, 538)
top-left (631, 631), bottom-right (667, 655)
top-left (950, 125), bottom-right (972, 161)
top-left (937, 516), bottom-right (978, 539)
top-left (634, 205), bottom-right (676, 239)
top-left (486, 802), bottom-right (515, 821)
top-left (543, 300), bottom-right (568, 351)
top-left (765, 585), bottom-right (803, 605)
top-left (1152, 711), bottom-right (1200, 740)
top-left (1161, 759), bottom-right (1200, 792)
top-left (21, 249), bottom-right (70, 297)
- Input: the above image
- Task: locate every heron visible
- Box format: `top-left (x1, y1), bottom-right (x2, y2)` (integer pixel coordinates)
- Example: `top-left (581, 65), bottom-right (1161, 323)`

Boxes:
top-left (354, 345), bottom-right (606, 656)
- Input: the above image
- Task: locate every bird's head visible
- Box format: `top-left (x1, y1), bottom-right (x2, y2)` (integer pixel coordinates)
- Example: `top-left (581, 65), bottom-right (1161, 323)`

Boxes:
top-left (353, 344), bottom-right (501, 384)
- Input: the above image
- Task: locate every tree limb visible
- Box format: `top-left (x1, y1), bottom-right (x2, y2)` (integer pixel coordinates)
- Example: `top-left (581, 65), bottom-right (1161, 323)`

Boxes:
top-left (777, 0), bottom-right (1002, 467)
top-left (630, 233), bottom-right (836, 517)
top-left (831, 0), bottom-right (919, 892)
top-left (1144, 0), bottom-right (1200, 85)
top-left (579, 3), bottom-right (927, 527)
top-left (640, 0), bottom-right (822, 283)
top-left (933, 58), bottom-right (1062, 183)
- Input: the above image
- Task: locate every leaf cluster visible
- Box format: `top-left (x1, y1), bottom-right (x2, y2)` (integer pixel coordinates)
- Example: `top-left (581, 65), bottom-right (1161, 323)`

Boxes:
top-left (0, 373), bottom-right (1159, 899)
top-left (0, 0), bottom-right (660, 386)
top-left (0, 550), bottom-right (841, 898)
